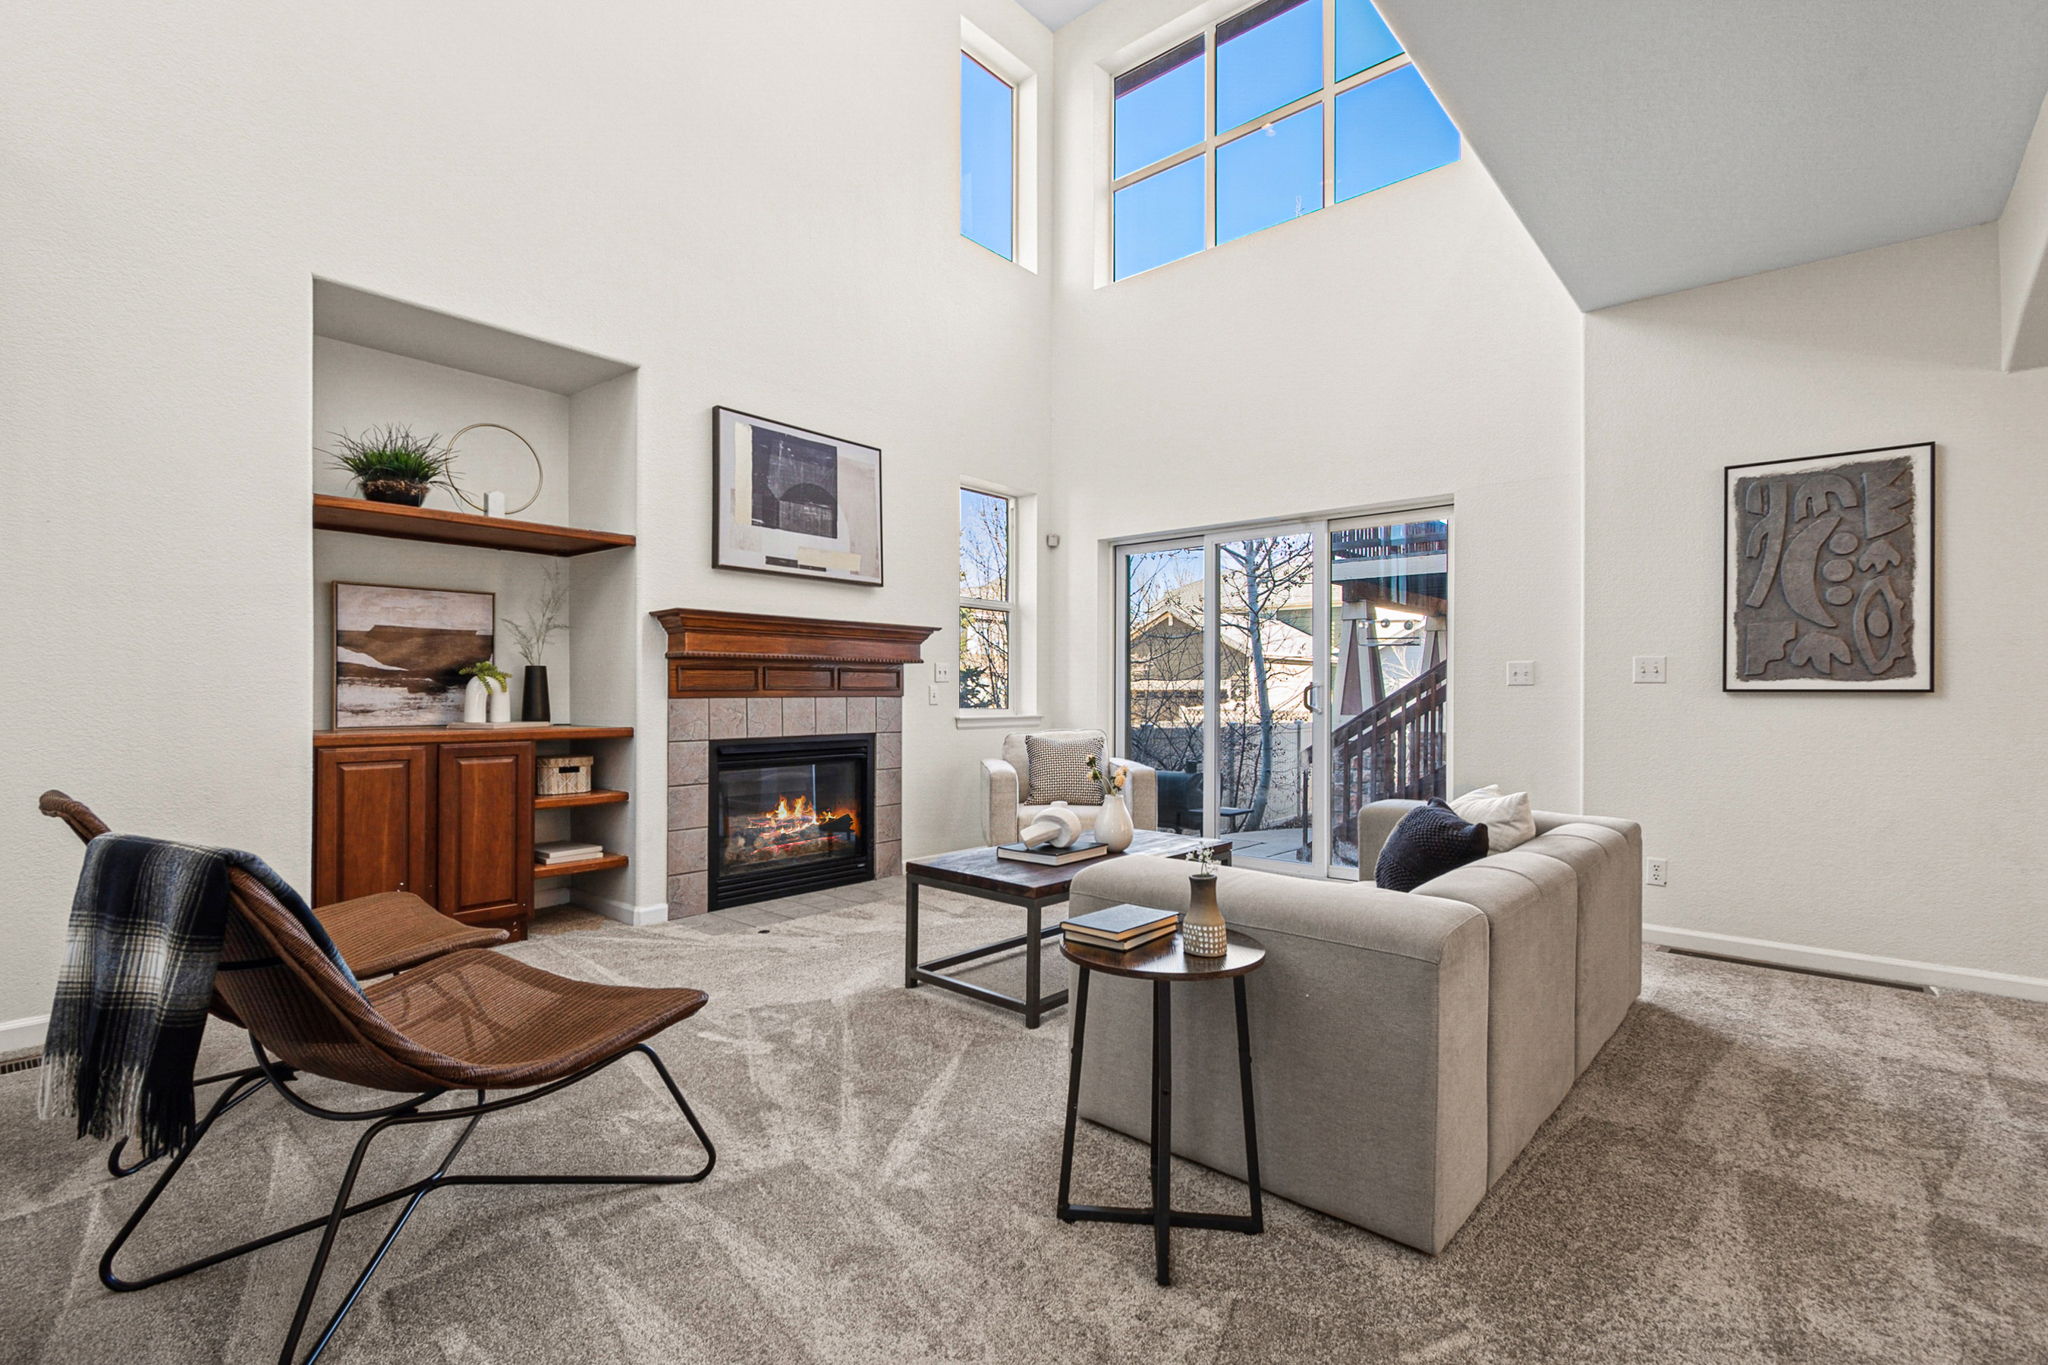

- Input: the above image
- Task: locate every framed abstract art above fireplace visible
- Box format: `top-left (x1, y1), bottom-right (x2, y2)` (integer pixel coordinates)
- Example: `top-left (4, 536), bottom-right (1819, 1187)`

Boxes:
top-left (1724, 442), bottom-right (1935, 692)
top-left (713, 406), bottom-right (883, 586)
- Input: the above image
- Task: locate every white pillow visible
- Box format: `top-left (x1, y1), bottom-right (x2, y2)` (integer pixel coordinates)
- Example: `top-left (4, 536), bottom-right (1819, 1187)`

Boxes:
top-left (1449, 785), bottom-right (1536, 854)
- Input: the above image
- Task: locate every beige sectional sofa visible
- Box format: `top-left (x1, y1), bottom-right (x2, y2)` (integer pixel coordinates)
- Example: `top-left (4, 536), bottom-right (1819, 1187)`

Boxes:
top-left (1065, 802), bottom-right (1643, 1255)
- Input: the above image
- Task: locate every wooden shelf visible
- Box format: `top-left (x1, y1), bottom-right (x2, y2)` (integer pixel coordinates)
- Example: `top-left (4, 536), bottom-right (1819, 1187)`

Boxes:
top-left (314, 494), bottom-right (634, 557)
top-left (534, 853), bottom-right (628, 879)
top-left (316, 724), bottom-right (632, 748)
top-left (534, 788), bottom-right (628, 810)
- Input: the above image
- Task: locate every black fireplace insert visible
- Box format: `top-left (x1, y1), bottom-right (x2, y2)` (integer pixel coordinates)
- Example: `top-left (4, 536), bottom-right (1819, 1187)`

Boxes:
top-left (708, 733), bottom-right (875, 910)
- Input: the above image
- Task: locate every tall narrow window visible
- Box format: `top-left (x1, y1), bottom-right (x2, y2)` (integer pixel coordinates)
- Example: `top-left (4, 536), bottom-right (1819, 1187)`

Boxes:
top-left (1110, 0), bottom-right (1457, 280)
top-left (959, 487), bottom-right (1015, 709)
top-left (960, 53), bottom-right (1016, 260)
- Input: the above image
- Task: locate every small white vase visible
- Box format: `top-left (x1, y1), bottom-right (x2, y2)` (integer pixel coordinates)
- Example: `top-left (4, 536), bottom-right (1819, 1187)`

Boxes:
top-left (488, 680), bottom-right (512, 723)
top-left (1097, 790), bottom-right (1134, 852)
top-left (462, 677), bottom-right (489, 724)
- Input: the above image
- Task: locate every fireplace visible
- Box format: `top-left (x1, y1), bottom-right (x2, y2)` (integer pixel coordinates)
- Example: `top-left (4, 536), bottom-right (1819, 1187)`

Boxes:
top-left (709, 734), bottom-right (875, 909)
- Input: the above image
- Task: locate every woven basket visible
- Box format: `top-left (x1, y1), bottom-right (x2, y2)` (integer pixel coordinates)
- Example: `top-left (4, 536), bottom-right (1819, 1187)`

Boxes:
top-left (538, 755), bottom-right (594, 796)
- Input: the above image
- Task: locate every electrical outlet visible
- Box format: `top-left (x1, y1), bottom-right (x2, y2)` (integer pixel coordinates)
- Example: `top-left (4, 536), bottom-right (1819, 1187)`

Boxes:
top-left (933, 663), bottom-right (953, 683)
top-left (1647, 858), bottom-right (1669, 887)
top-left (1506, 660), bottom-right (1535, 687)
top-left (927, 684), bottom-right (945, 706)
top-left (1632, 655), bottom-right (1668, 684)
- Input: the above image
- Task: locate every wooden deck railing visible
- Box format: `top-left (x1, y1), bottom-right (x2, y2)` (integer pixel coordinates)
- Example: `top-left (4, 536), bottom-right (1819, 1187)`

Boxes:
top-left (1331, 660), bottom-right (1447, 850)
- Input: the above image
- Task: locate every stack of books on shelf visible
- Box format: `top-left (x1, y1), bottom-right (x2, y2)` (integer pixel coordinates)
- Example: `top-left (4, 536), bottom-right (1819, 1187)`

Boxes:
top-left (1061, 904), bottom-right (1179, 954)
top-left (535, 839), bottom-right (607, 867)
top-left (995, 835), bottom-right (1109, 867)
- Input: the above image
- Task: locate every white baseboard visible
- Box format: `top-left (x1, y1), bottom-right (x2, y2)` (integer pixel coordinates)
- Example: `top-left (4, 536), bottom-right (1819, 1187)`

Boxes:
top-left (574, 893), bottom-right (669, 927)
top-left (1, 1014), bottom-right (50, 1054)
top-left (1644, 923), bottom-right (2048, 1002)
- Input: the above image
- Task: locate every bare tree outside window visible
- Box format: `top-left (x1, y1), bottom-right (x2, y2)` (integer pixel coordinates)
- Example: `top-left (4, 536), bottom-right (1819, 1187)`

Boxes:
top-left (959, 488), bottom-right (1014, 709)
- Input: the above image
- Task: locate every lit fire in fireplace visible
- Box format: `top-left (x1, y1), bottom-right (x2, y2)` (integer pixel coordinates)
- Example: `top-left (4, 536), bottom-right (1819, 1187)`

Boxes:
top-left (725, 793), bottom-right (860, 868)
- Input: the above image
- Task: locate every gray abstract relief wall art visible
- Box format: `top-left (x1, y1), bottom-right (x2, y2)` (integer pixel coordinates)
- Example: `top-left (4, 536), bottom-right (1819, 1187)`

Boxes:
top-left (1724, 443), bottom-right (1935, 692)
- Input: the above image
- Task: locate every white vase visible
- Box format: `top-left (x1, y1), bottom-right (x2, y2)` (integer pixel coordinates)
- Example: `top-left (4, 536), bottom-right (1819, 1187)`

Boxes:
top-left (1097, 790), bottom-right (1134, 852)
top-left (462, 677), bottom-right (489, 724)
top-left (488, 680), bottom-right (512, 723)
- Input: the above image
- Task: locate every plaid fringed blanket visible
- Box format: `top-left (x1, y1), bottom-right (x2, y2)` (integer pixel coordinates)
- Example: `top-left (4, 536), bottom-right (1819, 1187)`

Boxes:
top-left (36, 834), bottom-right (344, 1159)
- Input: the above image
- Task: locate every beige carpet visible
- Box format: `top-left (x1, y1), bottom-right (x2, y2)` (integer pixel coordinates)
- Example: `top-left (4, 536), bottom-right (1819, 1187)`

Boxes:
top-left (4, 880), bottom-right (2045, 1364)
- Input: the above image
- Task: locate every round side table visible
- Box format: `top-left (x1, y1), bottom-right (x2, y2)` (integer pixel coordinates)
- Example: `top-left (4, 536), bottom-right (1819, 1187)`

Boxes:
top-left (1055, 927), bottom-right (1267, 1287)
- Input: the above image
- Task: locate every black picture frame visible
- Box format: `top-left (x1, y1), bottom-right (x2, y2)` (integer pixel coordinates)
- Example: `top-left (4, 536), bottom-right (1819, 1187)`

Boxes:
top-left (712, 406), bottom-right (884, 587)
top-left (1722, 442), bottom-right (1935, 693)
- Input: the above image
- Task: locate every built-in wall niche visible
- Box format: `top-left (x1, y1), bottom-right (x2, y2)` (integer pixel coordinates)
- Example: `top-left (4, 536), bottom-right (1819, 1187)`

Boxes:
top-left (310, 280), bottom-right (640, 913)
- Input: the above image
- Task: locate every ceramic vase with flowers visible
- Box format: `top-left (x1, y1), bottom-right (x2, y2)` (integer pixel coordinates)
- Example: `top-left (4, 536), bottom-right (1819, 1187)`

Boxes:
top-left (1084, 752), bottom-right (1134, 852)
top-left (460, 659), bottom-right (512, 724)
top-left (1181, 845), bottom-right (1229, 957)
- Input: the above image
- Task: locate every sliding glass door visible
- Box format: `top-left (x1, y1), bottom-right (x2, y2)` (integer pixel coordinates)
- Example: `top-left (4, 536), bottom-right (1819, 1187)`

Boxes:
top-left (1117, 509), bottom-right (1449, 879)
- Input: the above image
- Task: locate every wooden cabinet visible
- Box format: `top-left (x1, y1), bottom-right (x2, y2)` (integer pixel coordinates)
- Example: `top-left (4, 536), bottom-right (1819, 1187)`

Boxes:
top-left (314, 727), bottom-right (629, 943)
top-left (314, 744), bottom-right (435, 907)
top-left (435, 741), bottom-right (534, 934)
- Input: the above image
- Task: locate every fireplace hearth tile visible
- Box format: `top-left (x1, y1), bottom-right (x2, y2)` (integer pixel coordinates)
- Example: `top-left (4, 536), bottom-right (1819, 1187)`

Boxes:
top-left (781, 697), bottom-right (817, 735)
top-left (815, 696), bottom-right (847, 734)
top-left (877, 840), bottom-right (902, 877)
top-left (845, 698), bottom-right (877, 733)
top-left (708, 697), bottom-right (748, 739)
top-left (876, 733), bottom-right (902, 768)
top-left (746, 698), bottom-right (782, 737)
top-left (668, 740), bottom-right (708, 786)
top-left (875, 804), bottom-right (901, 843)
top-left (666, 826), bottom-right (707, 874)
top-left (668, 698), bottom-right (708, 741)
top-left (668, 782), bottom-right (707, 832)
top-left (879, 697), bottom-right (902, 733)
top-left (876, 767), bottom-right (901, 806)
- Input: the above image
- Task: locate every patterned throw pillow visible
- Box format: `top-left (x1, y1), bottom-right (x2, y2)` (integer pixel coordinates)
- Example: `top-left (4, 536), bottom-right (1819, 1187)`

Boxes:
top-left (1025, 731), bottom-right (1107, 806)
top-left (1375, 799), bottom-right (1489, 893)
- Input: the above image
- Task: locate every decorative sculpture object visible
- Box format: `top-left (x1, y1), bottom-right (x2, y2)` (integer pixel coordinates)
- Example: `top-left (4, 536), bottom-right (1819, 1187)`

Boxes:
top-left (1018, 801), bottom-right (1084, 849)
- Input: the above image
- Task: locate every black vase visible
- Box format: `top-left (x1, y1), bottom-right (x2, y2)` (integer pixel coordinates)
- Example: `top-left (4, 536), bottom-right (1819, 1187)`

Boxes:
top-left (360, 478), bottom-right (429, 506)
top-left (522, 666), bottom-right (552, 723)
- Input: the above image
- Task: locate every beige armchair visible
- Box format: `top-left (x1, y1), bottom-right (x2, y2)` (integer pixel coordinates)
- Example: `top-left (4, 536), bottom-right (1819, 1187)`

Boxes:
top-left (980, 729), bottom-right (1159, 846)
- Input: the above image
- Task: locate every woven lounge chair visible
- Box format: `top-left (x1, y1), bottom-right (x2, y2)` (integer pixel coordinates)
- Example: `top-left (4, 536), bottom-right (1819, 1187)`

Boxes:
top-left (40, 790), bottom-right (507, 1177)
top-left (79, 834), bottom-right (715, 1365)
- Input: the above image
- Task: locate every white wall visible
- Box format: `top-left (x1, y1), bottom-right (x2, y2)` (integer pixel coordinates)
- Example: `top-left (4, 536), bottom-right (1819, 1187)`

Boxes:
top-left (1045, 0), bottom-right (1587, 815)
top-left (1585, 226), bottom-right (2048, 992)
top-left (2001, 89), bottom-right (2048, 371)
top-left (0, 0), bottom-right (1056, 1028)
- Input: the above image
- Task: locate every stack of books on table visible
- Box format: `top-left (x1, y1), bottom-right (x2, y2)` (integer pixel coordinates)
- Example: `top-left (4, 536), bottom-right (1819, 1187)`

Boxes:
top-left (995, 835), bottom-right (1109, 867)
top-left (535, 839), bottom-right (607, 867)
top-left (1061, 904), bottom-right (1179, 954)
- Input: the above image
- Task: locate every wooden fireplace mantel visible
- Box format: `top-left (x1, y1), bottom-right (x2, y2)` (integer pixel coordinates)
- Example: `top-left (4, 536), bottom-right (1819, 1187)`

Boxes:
top-left (652, 608), bottom-right (940, 699)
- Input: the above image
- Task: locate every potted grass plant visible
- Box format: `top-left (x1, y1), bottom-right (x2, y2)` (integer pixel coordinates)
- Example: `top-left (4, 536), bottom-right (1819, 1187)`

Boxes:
top-left (326, 425), bottom-right (455, 506)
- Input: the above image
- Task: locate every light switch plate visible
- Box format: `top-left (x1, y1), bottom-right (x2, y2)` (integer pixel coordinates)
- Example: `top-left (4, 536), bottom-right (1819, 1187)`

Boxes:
top-left (1632, 655), bottom-right (1667, 684)
top-left (1506, 660), bottom-right (1535, 687)
top-left (927, 684), bottom-right (945, 706)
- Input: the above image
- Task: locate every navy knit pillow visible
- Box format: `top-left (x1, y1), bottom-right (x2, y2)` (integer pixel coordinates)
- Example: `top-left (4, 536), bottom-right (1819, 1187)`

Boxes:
top-left (1375, 799), bottom-right (1490, 893)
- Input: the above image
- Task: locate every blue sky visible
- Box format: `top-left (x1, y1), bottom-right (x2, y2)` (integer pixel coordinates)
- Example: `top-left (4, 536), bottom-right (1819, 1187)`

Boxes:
top-left (1108, 0), bottom-right (1459, 280)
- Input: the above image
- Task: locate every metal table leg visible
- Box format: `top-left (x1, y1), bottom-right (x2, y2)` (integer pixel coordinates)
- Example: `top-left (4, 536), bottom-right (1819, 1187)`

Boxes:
top-left (1152, 979), bottom-right (1172, 1286)
top-left (904, 877), bottom-right (920, 988)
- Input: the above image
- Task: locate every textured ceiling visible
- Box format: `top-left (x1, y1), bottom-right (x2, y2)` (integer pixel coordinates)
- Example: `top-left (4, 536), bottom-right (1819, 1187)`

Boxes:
top-left (1374, 0), bottom-right (2048, 308)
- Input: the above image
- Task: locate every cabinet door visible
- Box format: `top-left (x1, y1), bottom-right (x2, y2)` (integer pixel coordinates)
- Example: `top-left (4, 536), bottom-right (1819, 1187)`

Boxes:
top-left (436, 741), bottom-right (535, 936)
top-left (314, 745), bottom-right (435, 907)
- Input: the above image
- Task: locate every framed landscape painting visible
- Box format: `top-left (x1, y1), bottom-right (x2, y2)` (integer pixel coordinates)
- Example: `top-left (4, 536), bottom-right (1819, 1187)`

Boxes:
top-left (1724, 442), bottom-right (1934, 692)
top-left (332, 582), bottom-right (495, 727)
top-left (713, 406), bottom-right (883, 586)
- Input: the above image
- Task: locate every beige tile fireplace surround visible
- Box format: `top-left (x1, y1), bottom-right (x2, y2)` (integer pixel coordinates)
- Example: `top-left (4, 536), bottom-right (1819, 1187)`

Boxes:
top-left (665, 694), bottom-right (904, 917)
top-left (653, 608), bottom-right (937, 920)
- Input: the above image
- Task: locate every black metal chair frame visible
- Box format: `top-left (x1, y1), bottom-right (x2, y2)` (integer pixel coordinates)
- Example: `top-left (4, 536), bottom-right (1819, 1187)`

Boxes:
top-left (100, 1035), bottom-right (716, 1365)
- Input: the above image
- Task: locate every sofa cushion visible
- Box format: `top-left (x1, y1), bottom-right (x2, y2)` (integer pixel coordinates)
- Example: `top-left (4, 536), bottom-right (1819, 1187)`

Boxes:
top-left (1416, 850), bottom-right (1578, 1183)
top-left (1025, 731), bottom-right (1106, 805)
top-left (1376, 800), bottom-right (1489, 892)
top-left (1449, 785), bottom-right (1536, 853)
top-left (1517, 821), bottom-right (1642, 1073)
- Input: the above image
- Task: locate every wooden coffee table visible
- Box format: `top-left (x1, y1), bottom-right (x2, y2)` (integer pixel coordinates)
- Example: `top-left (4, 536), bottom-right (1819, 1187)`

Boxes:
top-left (902, 831), bottom-right (1229, 1028)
